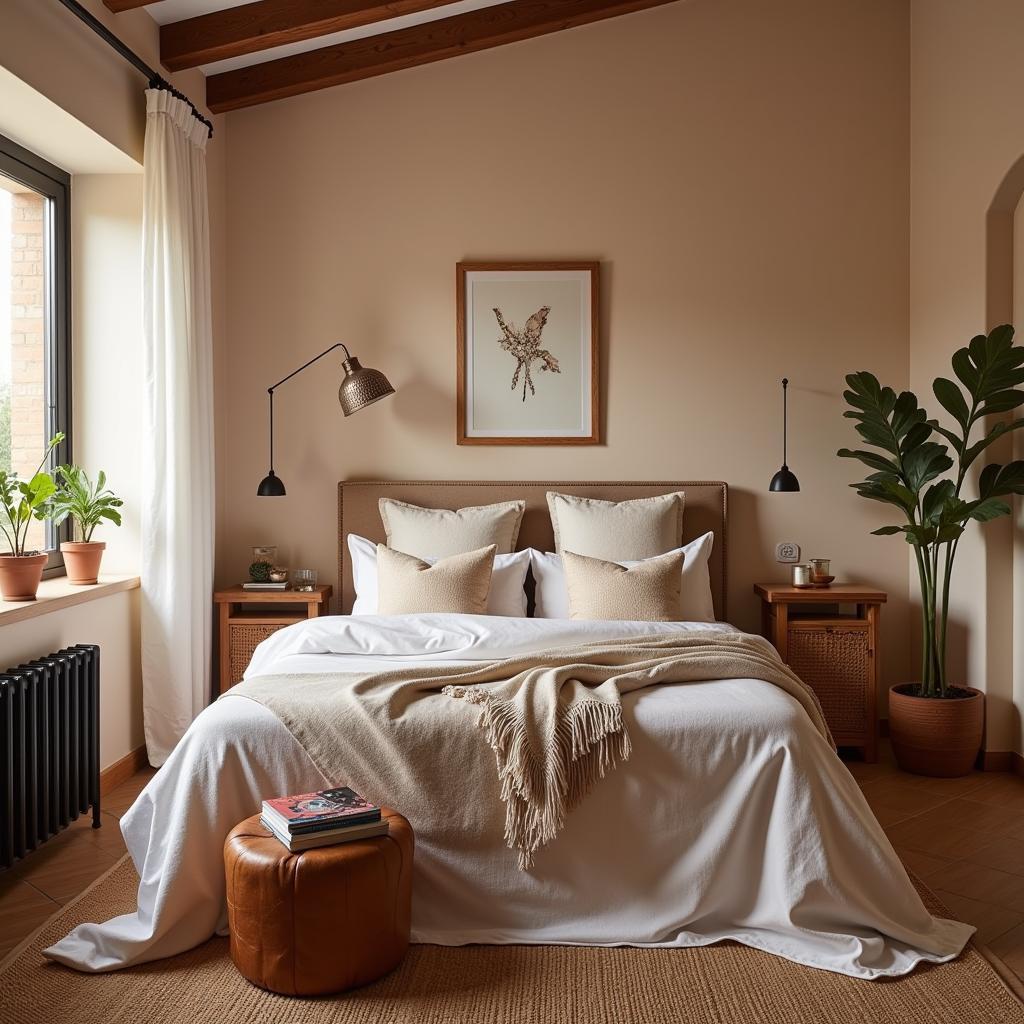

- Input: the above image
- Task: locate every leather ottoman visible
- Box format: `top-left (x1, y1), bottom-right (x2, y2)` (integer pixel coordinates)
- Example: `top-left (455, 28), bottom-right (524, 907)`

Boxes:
top-left (223, 808), bottom-right (413, 996)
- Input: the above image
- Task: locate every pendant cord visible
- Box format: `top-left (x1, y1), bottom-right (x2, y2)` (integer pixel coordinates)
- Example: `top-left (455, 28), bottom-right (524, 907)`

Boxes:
top-left (782, 378), bottom-right (789, 468)
top-left (268, 391), bottom-right (274, 471)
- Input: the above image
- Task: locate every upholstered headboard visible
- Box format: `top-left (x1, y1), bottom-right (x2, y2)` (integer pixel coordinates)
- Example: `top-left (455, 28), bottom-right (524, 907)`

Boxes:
top-left (338, 480), bottom-right (729, 619)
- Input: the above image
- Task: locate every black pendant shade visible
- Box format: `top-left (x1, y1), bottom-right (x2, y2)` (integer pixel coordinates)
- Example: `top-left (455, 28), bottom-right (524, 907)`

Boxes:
top-left (769, 378), bottom-right (800, 492)
top-left (258, 343), bottom-right (395, 496)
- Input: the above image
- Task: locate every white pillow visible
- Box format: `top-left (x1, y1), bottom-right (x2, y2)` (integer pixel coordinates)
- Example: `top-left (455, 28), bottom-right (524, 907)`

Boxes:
top-left (379, 498), bottom-right (525, 557)
top-left (349, 534), bottom-right (530, 617)
top-left (530, 532), bottom-right (716, 622)
top-left (546, 491), bottom-right (685, 560)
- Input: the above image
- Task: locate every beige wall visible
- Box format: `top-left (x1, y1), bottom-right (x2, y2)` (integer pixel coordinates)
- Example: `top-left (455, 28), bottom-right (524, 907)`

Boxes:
top-left (910, 0), bottom-right (1024, 755)
top-left (0, 590), bottom-right (143, 772)
top-left (221, 0), bottom-right (913, 695)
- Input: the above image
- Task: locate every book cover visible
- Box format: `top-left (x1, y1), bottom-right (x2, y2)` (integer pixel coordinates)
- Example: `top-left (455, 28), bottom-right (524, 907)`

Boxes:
top-left (262, 786), bottom-right (381, 830)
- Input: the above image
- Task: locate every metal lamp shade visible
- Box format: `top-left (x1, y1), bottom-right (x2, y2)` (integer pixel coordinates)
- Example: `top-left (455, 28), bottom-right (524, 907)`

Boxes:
top-left (257, 470), bottom-right (286, 496)
top-left (769, 466), bottom-right (800, 492)
top-left (338, 356), bottom-right (395, 416)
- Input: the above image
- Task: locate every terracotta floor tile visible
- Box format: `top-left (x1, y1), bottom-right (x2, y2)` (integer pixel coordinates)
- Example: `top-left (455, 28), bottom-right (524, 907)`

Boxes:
top-left (859, 779), bottom-right (952, 822)
top-left (989, 920), bottom-right (1024, 976)
top-left (928, 860), bottom-right (1024, 913)
top-left (0, 880), bottom-right (59, 959)
top-left (970, 836), bottom-right (1024, 877)
top-left (884, 815), bottom-right (1001, 860)
top-left (13, 841), bottom-right (120, 905)
top-left (101, 769), bottom-right (156, 818)
top-left (893, 846), bottom-right (956, 880)
top-left (894, 797), bottom-right (1024, 839)
top-left (959, 773), bottom-right (1024, 809)
top-left (930, 889), bottom-right (1024, 944)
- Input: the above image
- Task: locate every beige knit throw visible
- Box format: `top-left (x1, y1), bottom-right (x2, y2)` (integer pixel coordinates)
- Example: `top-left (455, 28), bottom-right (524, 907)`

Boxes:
top-left (231, 631), bottom-right (831, 869)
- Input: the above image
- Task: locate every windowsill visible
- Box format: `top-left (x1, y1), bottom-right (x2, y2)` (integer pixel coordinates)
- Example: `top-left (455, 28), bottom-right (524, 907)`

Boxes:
top-left (0, 574), bottom-right (141, 626)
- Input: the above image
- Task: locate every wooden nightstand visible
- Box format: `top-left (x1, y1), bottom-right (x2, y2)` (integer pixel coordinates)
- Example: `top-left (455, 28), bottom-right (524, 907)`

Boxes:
top-left (754, 583), bottom-right (886, 762)
top-left (213, 585), bottom-right (333, 696)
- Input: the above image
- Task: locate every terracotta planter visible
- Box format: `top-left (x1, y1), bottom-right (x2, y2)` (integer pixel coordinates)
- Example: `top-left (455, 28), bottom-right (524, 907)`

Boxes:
top-left (0, 552), bottom-right (49, 601)
top-left (889, 683), bottom-right (984, 777)
top-left (61, 541), bottom-right (106, 585)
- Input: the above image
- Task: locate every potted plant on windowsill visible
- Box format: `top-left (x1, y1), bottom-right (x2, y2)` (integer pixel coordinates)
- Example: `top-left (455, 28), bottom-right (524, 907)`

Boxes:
top-left (48, 465), bottom-right (123, 585)
top-left (0, 433), bottom-right (63, 601)
top-left (839, 325), bottom-right (1024, 776)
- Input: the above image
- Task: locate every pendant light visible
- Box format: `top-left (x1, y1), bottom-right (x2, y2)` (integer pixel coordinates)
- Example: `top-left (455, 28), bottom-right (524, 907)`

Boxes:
top-left (769, 378), bottom-right (800, 492)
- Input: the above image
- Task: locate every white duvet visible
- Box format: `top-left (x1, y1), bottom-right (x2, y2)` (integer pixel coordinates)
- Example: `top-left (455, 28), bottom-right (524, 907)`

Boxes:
top-left (44, 614), bottom-right (972, 979)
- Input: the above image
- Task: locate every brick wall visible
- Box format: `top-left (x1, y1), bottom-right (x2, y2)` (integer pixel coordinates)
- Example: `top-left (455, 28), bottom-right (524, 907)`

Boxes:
top-left (9, 190), bottom-right (45, 552)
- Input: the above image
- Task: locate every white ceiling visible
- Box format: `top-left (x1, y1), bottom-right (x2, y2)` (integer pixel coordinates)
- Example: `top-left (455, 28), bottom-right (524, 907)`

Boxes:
top-left (147, 0), bottom-right (510, 77)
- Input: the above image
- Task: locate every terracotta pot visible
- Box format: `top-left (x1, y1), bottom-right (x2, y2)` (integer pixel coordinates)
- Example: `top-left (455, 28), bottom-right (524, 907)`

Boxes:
top-left (0, 552), bottom-right (49, 601)
top-left (60, 541), bottom-right (106, 585)
top-left (889, 683), bottom-right (984, 777)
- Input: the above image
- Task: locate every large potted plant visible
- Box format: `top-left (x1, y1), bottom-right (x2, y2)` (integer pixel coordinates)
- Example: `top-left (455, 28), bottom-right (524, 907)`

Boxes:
top-left (839, 325), bottom-right (1024, 776)
top-left (48, 465), bottom-right (123, 585)
top-left (0, 433), bottom-right (63, 601)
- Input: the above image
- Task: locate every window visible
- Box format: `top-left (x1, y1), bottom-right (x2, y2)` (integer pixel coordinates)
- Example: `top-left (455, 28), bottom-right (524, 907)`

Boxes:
top-left (0, 134), bottom-right (71, 575)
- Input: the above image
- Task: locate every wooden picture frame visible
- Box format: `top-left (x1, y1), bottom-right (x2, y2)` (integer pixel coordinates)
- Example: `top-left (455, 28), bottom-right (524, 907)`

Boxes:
top-left (457, 261), bottom-right (600, 445)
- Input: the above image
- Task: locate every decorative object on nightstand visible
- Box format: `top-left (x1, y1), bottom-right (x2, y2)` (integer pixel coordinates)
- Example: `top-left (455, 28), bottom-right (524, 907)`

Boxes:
top-left (755, 583), bottom-right (886, 762)
top-left (257, 343), bottom-right (395, 496)
top-left (213, 583), bottom-right (332, 695)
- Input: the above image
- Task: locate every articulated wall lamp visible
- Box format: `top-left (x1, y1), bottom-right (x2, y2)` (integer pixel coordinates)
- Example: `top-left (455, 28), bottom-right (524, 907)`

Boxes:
top-left (769, 377), bottom-right (800, 492)
top-left (257, 343), bottom-right (395, 496)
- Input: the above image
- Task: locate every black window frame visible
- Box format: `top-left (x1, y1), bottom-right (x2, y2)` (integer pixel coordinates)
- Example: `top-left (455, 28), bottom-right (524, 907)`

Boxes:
top-left (0, 133), bottom-right (72, 577)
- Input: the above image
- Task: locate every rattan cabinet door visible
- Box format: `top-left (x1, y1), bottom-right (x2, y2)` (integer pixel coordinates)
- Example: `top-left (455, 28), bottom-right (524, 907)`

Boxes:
top-left (786, 622), bottom-right (871, 742)
top-left (228, 623), bottom-right (282, 688)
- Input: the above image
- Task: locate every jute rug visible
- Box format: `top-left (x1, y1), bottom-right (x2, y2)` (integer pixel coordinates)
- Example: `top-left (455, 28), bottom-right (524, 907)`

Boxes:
top-left (1, 856), bottom-right (1022, 1024)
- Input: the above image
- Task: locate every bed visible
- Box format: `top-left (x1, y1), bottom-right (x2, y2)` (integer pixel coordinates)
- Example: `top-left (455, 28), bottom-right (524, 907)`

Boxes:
top-left (44, 480), bottom-right (972, 979)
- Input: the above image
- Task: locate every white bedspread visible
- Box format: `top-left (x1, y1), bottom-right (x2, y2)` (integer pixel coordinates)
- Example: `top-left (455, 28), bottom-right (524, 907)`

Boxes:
top-left (44, 614), bottom-right (972, 979)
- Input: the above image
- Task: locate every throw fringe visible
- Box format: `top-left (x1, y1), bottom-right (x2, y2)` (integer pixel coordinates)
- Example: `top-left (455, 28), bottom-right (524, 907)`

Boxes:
top-left (444, 685), bottom-right (631, 869)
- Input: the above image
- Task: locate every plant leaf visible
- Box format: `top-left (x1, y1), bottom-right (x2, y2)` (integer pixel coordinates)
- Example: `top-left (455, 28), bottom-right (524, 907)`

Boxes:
top-left (933, 377), bottom-right (970, 429)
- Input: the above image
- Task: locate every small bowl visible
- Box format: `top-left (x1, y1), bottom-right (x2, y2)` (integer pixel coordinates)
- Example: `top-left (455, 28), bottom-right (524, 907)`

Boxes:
top-left (811, 575), bottom-right (835, 588)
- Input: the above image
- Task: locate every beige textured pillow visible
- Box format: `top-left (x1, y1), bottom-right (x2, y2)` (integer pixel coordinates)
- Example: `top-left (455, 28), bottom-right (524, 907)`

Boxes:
top-left (546, 491), bottom-right (685, 560)
top-left (563, 549), bottom-right (684, 621)
top-left (379, 498), bottom-right (525, 558)
top-left (376, 544), bottom-right (495, 615)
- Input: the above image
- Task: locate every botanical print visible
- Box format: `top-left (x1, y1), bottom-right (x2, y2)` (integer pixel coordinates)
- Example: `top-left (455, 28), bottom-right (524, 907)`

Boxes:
top-left (458, 263), bottom-right (599, 444)
top-left (493, 305), bottom-right (561, 402)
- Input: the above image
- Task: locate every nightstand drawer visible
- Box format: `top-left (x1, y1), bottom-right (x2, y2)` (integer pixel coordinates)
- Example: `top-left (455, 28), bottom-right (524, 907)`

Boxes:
top-left (787, 621), bottom-right (872, 740)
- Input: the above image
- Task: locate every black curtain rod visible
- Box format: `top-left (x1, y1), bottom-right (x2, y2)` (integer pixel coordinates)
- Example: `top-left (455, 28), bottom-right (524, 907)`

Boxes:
top-left (55, 0), bottom-right (214, 138)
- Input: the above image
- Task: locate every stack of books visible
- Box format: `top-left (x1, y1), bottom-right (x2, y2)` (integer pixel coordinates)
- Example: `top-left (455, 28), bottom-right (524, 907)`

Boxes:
top-left (260, 786), bottom-right (387, 852)
top-left (243, 580), bottom-right (290, 591)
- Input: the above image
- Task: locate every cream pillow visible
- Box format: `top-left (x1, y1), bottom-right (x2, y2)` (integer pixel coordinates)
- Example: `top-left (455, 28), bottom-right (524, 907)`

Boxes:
top-left (348, 534), bottom-right (530, 617)
top-left (379, 498), bottom-right (525, 558)
top-left (562, 549), bottom-right (684, 621)
top-left (546, 491), bottom-right (685, 560)
top-left (376, 544), bottom-right (495, 615)
top-left (530, 532), bottom-right (716, 622)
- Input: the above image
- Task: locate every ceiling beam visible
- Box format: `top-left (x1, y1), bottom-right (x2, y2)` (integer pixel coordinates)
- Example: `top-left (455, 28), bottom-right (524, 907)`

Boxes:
top-left (206, 0), bottom-right (679, 113)
top-left (103, 0), bottom-right (159, 11)
top-left (161, 0), bottom-right (461, 72)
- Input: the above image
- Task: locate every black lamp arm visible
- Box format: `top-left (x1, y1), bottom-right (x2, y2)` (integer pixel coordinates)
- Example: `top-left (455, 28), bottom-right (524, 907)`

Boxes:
top-left (781, 377), bottom-right (789, 468)
top-left (264, 342), bottom-right (353, 472)
top-left (267, 342), bottom-right (352, 395)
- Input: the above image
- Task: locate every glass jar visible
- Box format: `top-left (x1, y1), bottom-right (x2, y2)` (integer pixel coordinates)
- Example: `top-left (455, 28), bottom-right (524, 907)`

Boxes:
top-left (292, 568), bottom-right (318, 592)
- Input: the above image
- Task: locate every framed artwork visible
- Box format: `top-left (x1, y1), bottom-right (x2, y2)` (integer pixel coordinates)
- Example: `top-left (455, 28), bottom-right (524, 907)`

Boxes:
top-left (457, 261), bottom-right (600, 445)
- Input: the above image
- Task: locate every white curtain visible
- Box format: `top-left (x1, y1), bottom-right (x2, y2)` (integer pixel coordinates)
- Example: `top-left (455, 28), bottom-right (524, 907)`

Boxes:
top-left (141, 89), bottom-right (215, 766)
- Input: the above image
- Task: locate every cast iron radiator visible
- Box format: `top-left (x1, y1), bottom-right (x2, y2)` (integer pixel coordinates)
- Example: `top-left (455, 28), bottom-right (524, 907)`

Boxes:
top-left (0, 645), bottom-right (101, 869)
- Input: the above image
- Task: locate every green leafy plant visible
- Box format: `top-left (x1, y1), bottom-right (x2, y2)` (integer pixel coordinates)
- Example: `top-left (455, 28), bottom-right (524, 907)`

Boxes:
top-left (839, 325), bottom-right (1024, 697)
top-left (249, 560), bottom-right (272, 582)
top-left (0, 433), bottom-right (63, 556)
top-left (48, 465), bottom-right (123, 543)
